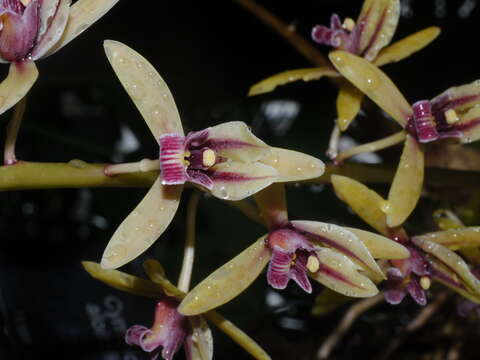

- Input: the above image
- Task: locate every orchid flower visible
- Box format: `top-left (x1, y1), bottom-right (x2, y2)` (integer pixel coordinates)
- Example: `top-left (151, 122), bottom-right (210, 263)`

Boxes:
top-left (332, 175), bottom-right (480, 306)
top-left (82, 260), bottom-right (271, 360)
top-left (248, 0), bottom-right (440, 134)
top-left (329, 50), bottom-right (480, 227)
top-left (0, 0), bottom-right (119, 114)
top-left (100, 41), bottom-right (324, 270)
top-left (178, 183), bottom-right (409, 316)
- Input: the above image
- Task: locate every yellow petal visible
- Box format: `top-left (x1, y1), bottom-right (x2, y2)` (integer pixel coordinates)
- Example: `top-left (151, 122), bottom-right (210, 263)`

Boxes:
top-left (336, 82), bottom-right (364, 131)
top-left (179, 235), bottom-right (270, 316)
top-left (248, 67), bottom-right (337, 96)
top-left (309, 248), bottom-right (378, 297)
top-left (386, 135), bottom-right (424, 227)
top-left (331, 175), bottom-right (389, 236)
top-left (456, 106), bottom-right (480, 144)
top-left (374, 27), bottom-right (441, 67)
top-left (104, 40), bottom-right (184, 140)
top-left (142, 259), bottom-right (185, 299)
top-left (432, 79), bottom-right (480, 113)
top-left (45, 0), bottom-right (120, 56)
top-left (259, 147), bottom-right (325, 182)
top-left (101, 177), bottom-right (183, 269)
top-left (254, 183), bottom-right (288, 229)
top-left (329, 51), bottom-right (412, 127)
top-left (81, 261), bottom-right (163, 297)
top-left (209, 161), bottom-right (277, 201)
top-left (0, 61), bottom-right (38, 115)
top-left (344, 227), bottom-right (409, 259)
top-left (414, 227), bottom-right (480, 250)
top-left (356, 0), bottom-right (400, 61)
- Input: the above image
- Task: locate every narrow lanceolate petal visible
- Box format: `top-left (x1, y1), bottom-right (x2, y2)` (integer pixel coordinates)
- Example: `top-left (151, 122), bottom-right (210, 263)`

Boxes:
top-left (385, 135), bottom-right (424, 227)
top-left (207, 122), bottom-right (270, 162)
top-left (44, 0), bottom-right (120, 56)
top-left (101, 178), bottom-right (183, 269)
top-left (81, 261), bottom-right (164, 298)
top-left (254, 184), bottom-right (288, 230)
top-left (336, 82), bottom-right (364, 131)
top-left (309, 248), bottom-right (378, 297)
top-left (0, 61), bottom-right (38, 115)
top-left (344, 227), bottom-right (409, 259)
top-left (30, 0), bottom-right (71, 60)
top-left (331, 175), bottom-right (390, 236)
top-left (356, 0), bottom-right (400, 61)
top-left (291, 221), bottom-right (385, 281)
top-left (179, 236), bottom-right (270, 316)
top-left (208, 161), bottom-right (277, 201)
top-left (415, 227), bottom-right (480, 250)
top-left (412, 237), bottom-right (480, 296)
top-left (453, 106), bottom-right (480, 144)
top-left (248, 67), bottom-right (338, 96)
top-left (104, 40), bottom-right (183, 140)
top-left (374, 27), bottom-right (441, 67)
top-left (329, 51), bottom-right (412, 127)
top-left (260, 147), bottom-right (325, 182)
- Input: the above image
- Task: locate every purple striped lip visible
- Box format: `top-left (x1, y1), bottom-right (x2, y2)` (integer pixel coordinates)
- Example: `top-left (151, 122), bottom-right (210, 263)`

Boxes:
top-left (159, 133), bottom-right (188, 185)
top-left (312, 13), bottom-right (360, 53)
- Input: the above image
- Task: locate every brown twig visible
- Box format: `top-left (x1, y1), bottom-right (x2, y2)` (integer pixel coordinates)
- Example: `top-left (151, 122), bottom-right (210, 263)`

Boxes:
top-left (316, 294), bottom-right (384, 359)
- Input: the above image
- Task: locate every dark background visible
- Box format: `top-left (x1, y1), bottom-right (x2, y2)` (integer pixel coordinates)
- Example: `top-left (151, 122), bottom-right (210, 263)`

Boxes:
top-left (1, 0), bottom-right (479, 359)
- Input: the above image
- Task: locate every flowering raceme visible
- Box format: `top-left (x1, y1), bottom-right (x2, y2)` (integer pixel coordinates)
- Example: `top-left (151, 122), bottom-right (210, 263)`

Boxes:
top-left (178, 184), bottom-right (409, 316)
top-left (0, 0), bottom-right (119, 114)
top-left (100, 41), bottom-right (325, 270)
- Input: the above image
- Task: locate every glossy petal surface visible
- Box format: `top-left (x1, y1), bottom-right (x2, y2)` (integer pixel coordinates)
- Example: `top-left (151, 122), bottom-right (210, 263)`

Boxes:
top-left (309, 248), bottom-right (378, 297)
top-left (386, 135), bottom-right (424, 227)
top-left (248, 67), bottom-right (337, 96)
top-left (101, 178), bottom-right (183, 269)
top-left (415, 227), bottom-right (480, 250)
top-left (104, 40), bottom-right (183, 141)
top-left (44, 0), bottom-right (119, 56)
top-left (259, 147), bottom-right (324, 182)
top-left (329, 51), bottom-right (412, 126)
top-left (185, 316), bottom-right (213, 360)
top-left (336, 82), bottom-right (364, 131)
top-left (179, 236), bottom-right (270, 316)
top-left (374, 27), bottom-right (441, 67)
top-left (0, 61), bottom-right (38, 115)
top-left (344, 227), bottom-right (409, 259)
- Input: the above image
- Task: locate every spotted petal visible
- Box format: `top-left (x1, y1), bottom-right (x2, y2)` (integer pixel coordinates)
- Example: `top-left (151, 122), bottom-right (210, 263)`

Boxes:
top-left (101, 177), bottom-right (183, 269)
top-left (0, 61), bottom-right (38, 115)
top-left (248, 67), bottom-right (338, 96)
top-left (81, 261), bottom-right (163, 298)
top-left (329, 51), bottom-right (412, 127)
top-left (414, 227), bottom-right (480, 250)
top-left (385, 135), bottom-right (424, 227)
top-left (179, 236), bottom-right (270, 316)
top-left (209, 161), bottom-right (277, 201)
top-left (356, 0), bottom-right (400, 61)
top-left (374, 27), bottom-right (441, 67)
top-left (309, 248), bottom-right (378, 297)
top-left (44, 0), bottom-right (120, 56)
top-left (344, 227), bottom-right (409, 259)
top-left (104, 40), bottom-right (183, 140)
top-left (291, 221), bottom-right (385, 281)
top-left (336, 82), bottom-right (364, 131)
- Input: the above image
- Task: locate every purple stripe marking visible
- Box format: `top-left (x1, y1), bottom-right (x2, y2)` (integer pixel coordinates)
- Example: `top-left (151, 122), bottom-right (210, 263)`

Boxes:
top-left (209, 171), bottom-right (269, 182)
top-left (318, 263), bottom-right (361, 289)
top-left (205, 138), bottom-right (260, 151)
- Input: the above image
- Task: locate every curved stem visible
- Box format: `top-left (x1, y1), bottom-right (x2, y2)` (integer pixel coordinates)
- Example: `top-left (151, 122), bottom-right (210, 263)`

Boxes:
top-left (177, 190), bottom-right (202, 292)
top-left (4, 96), bottom-right (27, 165)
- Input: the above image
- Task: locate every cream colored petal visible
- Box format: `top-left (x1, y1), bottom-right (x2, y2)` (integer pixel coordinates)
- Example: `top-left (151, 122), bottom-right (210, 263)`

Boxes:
top-left (336, 82), bottom-right (364, 131)
top-left (186, 316), bottom-right (214, 360)
top-left (309, 248), bottom-right (378, 298)
top-left (344, 227), bottom-right (409, 259)
top-left (101, 177), bottom-right (183, 269)
top-left (209, 161), bottom-right (278, 201)
top-left (413, 237), bottom-right (480, 295)
top-left (81, 261), bottom-right (163, 298)
top-left (179, 236), bottom-right (270, 316)
top-left (248, 67), bottom-right (337, 96)
top-left (331, 175), bottom-right (390, 236)
top-left (456, 106), bottom-right (480, 144)
top-left (44, 0), bottom-right (120, 56)
top-left (0, 61), bottom-right (38, 116)
top-left (259, 147), bottom-right (325, 182)
top-left (329, 51), bottom-right (412, 127)
top-left (291, 221), bottom-right (385, 280)
top-left (386, 135), bottom-right (424, 227)
top-left (414, 227), bottom-right (480, 251)
top-left (104, 40), bottom-right (183, 140)
top-left (356, 0), bottom-right (400, 61)
top-left (254, 183), bottom-right (288, 230)
top-left (208, 121), bottom-right (270, 162)
top-left (374, 27), bottom-right (441, 67)
top-left (432, 79), bottom-right (480, 112)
